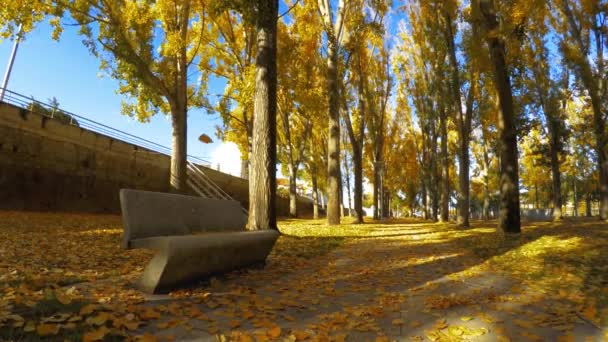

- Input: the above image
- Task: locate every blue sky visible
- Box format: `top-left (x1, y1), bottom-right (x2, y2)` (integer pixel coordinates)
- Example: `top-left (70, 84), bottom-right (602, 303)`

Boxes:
top-left (0, 21), bottom-right (244, 174)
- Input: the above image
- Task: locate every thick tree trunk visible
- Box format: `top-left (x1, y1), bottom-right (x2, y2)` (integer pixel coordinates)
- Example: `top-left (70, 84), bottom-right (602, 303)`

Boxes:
top-left (170, 105), bottom-right (188, 193)
top-left (482, 143), bottom-right (491, 221)
top-left (312, 172), bottom-right (319, 219)
top-left (248, 0), bottom-right (278, 231)
top-left (326, 37), bottom-right (341, 225)
top-left (421, 179), bottom-right (428, 220)
top-left (288, 163), bottom-right (297, 217)
top-left (478, 0), bottom-right (521, 234)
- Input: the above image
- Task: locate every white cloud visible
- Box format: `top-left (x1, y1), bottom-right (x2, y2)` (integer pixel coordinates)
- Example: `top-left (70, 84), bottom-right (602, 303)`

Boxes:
top-left (210, 142), bottom-right (242, 177)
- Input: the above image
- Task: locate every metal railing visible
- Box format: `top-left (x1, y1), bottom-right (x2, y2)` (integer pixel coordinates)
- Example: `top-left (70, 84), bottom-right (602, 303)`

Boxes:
top-left (0, 87), bottom-right (248, 213)
top-left (0, 87), bottom-right (211, 166)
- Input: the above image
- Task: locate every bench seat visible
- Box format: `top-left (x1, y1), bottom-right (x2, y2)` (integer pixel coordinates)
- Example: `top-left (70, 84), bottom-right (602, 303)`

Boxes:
top-left (119, 189), bottom-right (278, 294)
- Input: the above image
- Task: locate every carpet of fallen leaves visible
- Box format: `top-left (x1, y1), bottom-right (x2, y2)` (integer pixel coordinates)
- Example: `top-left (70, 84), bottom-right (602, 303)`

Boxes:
top-left (0, 211), bottom-right (607, 341)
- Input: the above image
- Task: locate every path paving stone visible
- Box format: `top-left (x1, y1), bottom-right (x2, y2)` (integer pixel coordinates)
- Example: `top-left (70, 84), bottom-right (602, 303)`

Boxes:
top-left (131, 221), bottom-right (607, 341)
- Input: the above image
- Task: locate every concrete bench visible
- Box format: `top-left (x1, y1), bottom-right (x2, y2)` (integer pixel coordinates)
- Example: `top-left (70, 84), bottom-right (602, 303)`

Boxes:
top-left (119, 189), bottom-right (279, 294)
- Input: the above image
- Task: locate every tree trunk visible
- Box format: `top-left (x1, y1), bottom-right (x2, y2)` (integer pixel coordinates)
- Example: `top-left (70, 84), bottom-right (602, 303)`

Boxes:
top-left (312, 172), bottom-right (319, 219)
top-left (169, 104), bottom-right (188, 193)
top-left (477, 0), bottom-right (521, 234)
top-left (431, 131), bottom-right (439, 222)
top-left (573, 176), bottom-right (578, 217)
top-left (326, 36), bottom-right (341, 225)
top-left (288, 163), bottom-right (297, 217)
top-left (535, 183), bottom-right (539, 209)
top-left (373, 163), bottom-right (380, 220)
top-left (352, 149), bottom-right (363, 222)
top-left (440, 105), bottom-right (450, 222)
top-left (560, 1), bottom-right (608, 219)
top-left (586, 193), bottom-right (592, 217)
top-left (241, 158), bottom-right (249, 179)
top-left (482, 142), bottom-right (490, 221)
top-left (248, 0), bottom-right (278, 231)
top-left (549, 128), bottom-right (562, 219)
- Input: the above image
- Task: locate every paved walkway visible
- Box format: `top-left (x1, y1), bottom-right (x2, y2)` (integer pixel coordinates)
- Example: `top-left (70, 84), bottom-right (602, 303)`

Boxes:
top-left (134, 221), bottom-right (606, 341)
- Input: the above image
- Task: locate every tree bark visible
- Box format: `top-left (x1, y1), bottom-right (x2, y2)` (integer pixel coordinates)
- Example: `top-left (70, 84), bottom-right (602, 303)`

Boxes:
top-left (586, 193), bottom-right (592, 217)
top-left (248, 0), bottom-right (278, 231)
top-left (288, 162), bottom-right (297, 217)
top-left (439, 102), bottom-right (450, 222)
top-left (241, 158), bottom-right (249, 179)
top-left (326, 36), bottom-right (341, 225)
top-left (482, 142), bottom-right (491, 221)
top-left (477, 0), bottom-right (521, 234)
top-left (170, 104), bottom-right (188, 193)
top-left (373, 162), bottom-right (380, 220)
top-left (312, 172), bottom-right (319, 219)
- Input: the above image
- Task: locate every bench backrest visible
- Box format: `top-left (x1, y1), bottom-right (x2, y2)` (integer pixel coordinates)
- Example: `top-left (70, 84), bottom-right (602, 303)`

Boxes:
top-left (120, 189), bottom-right (247, 248)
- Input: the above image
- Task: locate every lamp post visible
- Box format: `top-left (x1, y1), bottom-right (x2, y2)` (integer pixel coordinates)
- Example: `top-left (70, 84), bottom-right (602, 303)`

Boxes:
top-left (0, 24), bottom-right (23, 103)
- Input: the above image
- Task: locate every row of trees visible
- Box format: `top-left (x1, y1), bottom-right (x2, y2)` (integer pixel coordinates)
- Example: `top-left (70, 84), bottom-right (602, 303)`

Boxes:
top-left (2, 0), bottom-right (606, 232)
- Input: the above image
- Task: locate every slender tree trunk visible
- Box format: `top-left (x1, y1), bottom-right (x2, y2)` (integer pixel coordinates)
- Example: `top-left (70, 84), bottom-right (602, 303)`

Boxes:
top-left (549, 126), bottom-right (562, 219)
top-left (312, 172), bottom-right (319, 219)
top-left (248, 0), bottom-right (278, 231)
top-left (482, 143), bottom-right (491, 221)
top-left (431, 130), bottom-right (439, 222)
top-left (535, 183), bottom-right (539, 209)
top-left (353, 148), bottom-right (363, 222)
top-left (440, 105), bottom-right (450, 222)
top-left (421, 179), bottom-right (428, 220)
top-left (573, 176), bottom-right (578, 217)
top-left (586, 193), bottom-right (592, 217)
top-left (288, 163), bottom-right (298, 217)
top-left (477, 0), bottom-right (521, 234)
top-left (326, 36), bottom-right (341, 225)
top-left (373, 163), bottom-right (380, 220)
top-left (241, 158), bottom-right (249, 179)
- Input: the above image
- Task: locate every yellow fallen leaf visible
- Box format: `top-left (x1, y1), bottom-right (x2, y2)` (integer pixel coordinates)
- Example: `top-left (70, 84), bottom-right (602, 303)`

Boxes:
top-left (36, 323), bottom-right (60, 336)
top-left (243, 310), bottom-right (255, 319)
top-left (448, 326), bottom-right (464, 336)
top-left (375, 337), bottom-right (389, 342)
top-left (23, 321), bottom-right (36, 332)
top-left (292, 330), bottom-right (310, 340)
top-left (392, 318), bottom-right (404, 325)
top-left (137, 333), bottom-right (158, 342)
top-left (460, 316), bottom-right (473, 321)
top-left (83, 326), bottom-right (109, 342)
top-left (55, 291), bottom-right (72, 305)
top-left (267, 325), bottom-right (282, 339)
top-left (86, 312), bottom-right (110, 326)
top-left (410, 320), bottom-right (422, 328)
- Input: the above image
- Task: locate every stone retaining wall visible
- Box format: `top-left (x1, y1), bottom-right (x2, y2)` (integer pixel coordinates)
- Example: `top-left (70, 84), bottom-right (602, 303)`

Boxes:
top-left (0, 103), bottom-right (313, 216)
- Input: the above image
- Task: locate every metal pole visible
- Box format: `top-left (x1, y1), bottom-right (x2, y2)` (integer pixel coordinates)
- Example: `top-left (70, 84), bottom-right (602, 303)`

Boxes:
top-left (0, 24), bottom-right (23, 103)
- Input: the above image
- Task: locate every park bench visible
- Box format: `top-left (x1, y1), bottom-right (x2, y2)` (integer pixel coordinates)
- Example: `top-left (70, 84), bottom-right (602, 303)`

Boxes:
top-left (119, 189), bottom-right (279, 294)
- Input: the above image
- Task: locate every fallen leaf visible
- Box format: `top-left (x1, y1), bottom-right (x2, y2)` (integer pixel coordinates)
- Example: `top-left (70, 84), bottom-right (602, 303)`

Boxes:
top-left (83, 326), bottom-right (109, 342)
top-left (36, 324), bottom-right (60, 336)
